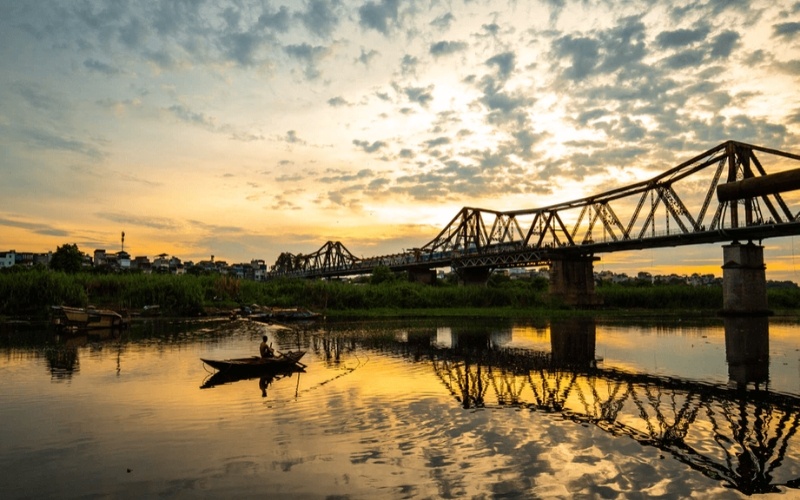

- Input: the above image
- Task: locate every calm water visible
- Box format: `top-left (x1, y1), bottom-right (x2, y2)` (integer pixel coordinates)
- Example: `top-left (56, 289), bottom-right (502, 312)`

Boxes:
top-left (1, 315), bottom-right (799, 499)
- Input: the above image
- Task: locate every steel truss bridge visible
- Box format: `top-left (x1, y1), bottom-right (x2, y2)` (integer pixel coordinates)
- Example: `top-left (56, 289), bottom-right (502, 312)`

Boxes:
top-left (269, 140), bottom-right (800, 279)
top-left (305, 325), bottom-right (800, 495)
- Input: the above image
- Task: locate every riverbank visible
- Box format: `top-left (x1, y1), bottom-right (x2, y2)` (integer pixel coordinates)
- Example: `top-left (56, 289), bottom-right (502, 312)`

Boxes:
top-left (1, 269), bottom-right (799, 322)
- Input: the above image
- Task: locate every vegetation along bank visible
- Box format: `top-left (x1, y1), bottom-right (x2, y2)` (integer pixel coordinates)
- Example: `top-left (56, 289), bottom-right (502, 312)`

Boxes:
top-left (3, 265), bottom-right (800, 321)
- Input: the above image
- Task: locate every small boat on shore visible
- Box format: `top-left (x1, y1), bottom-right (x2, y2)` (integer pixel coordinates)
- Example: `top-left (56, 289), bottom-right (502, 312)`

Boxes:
top-left (249, 308), bottom-right (322, 323)
top-left (51, 305), bottom-right (130, 330)
top-left (274, 308), bottom-right (321, 321)
top-left (201, 351), bottom-right (306, 377)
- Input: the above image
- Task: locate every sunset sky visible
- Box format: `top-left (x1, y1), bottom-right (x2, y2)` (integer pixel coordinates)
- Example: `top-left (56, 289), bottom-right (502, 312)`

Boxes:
top-left (2, 0), bottom-right (800, 279)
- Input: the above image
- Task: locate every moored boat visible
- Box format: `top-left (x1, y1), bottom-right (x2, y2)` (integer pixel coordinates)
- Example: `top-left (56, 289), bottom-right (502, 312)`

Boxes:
top-left (249, 308), bottom-right (322, 323)
top-left (51, 305), bottom-right (130, 330)
top-left (273, 308), bottom-right (321, 321)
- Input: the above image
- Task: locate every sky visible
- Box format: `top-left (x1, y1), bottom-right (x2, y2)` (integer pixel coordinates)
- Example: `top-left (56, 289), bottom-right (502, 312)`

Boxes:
top-left (1, 0), bottom-right (800, 280)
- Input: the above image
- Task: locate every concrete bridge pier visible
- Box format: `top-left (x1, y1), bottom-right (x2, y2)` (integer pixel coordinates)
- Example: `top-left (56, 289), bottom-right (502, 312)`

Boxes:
top-left (721, 242), bottom-right (770, 316)
top-left (408, 268), bottom-right (436, 284)
top-left (456, 267), bottom-right (492, 286)
top-left (549, 255), bottom-right (602, 307)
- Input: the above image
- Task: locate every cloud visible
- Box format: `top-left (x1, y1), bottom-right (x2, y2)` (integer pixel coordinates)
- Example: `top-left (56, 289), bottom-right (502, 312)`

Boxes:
top-left (320, 168), bottom-right (375, 183)
top-left (297, 0), bottom-right (340, 39)
top-left (83, 58), bottom-right (121, 75)
top-left (268, 194), bottom-right (302, 211)
top-left (21, 128), bottom-right (106, 159)
top-left (655, 27), bottom-right (710, 48)
top-left (0, 215), bottom-right (70, 237)
top-left (596, 16), bottom-right (647, 74)
top-left (2, 0), bottom-right (798, 270)
top-left (118, 16), bottom-right (147, 49)
top-left (481, 23), bottom-right (500, 37)
top-left (284, 130), bottom-right (306, 145)
top-left (402, 84), bottom-right (435, 107)
top-left (551, 16), bottom-right (649, 83)
top-left (12, 82), bottom-right (65, 116)
top-left (773, 21), bottom-right (800, 39)
top-left (284, 43), bottom-right (330, 80)
top-left (358, 0), bottom-right (400, 35)
top-left (276, 172), bottom-right (305, 182)
top-left (475, 76), bottom-right (535, 125)
top-left (552, 35), bottom-right (600, 80)
top-left (400, 54), bottom-right (418, 76)
top-left (709, 30), bottom-right (740, 59)
top-left (430, 13), bottom-right (455, 31)
top-left (220, 31), bottom-right (266, 66)
top-left (486, 52), bottom-right (515, 81)
top-left (662, 48), bottom-right (706, 70)
top-left (96, 212), bottom-right (181, 231)
top-left (258, 5), bottom-right (291, 33)
top-left (167, 104), bottom-right (216, 129)
top-left (328, 96), bottom-right (350, 107)
top-left (353, 139), bottom-right (387, 153)
top-left (424, 137), bottom-right (450, 149)
top-left (429, 40), bottom-right (468, 57)
top-left (357, 48), bottom-right (379, 66)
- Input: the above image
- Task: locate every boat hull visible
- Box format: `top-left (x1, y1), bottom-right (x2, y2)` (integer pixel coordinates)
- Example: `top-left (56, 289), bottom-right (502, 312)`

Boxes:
top-left (51, 306), bottom-right (129, 330)
top-left (201, 351), bottom-right (306, 377)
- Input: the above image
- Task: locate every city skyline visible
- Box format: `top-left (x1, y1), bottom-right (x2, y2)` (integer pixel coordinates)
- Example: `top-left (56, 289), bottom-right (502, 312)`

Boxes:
top-left (1, 1), bottom-right (799, 281)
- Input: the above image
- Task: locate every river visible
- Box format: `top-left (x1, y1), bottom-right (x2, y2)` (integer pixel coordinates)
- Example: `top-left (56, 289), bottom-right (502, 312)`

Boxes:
top-left (1, 314), bottom-right (799, 498)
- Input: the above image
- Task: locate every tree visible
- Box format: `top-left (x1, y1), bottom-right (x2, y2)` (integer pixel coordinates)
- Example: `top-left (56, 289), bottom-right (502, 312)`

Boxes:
top-left (50, 243), bottom-right (84, 273)
top-left (370, 265), bottom-right (396, 285)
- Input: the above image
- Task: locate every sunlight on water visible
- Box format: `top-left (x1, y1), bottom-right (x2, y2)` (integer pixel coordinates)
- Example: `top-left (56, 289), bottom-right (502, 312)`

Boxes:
top-left (1, 316), bottom-right (799, 498)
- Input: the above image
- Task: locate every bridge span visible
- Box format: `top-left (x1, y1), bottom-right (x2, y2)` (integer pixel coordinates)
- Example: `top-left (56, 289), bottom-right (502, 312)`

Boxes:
top-left (268, 140), bottom-right (800, 312)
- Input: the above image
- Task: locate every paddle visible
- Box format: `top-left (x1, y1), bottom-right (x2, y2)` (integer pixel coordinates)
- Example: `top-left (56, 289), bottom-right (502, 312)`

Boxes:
top-left (274, 348), bottom-right (307, 369)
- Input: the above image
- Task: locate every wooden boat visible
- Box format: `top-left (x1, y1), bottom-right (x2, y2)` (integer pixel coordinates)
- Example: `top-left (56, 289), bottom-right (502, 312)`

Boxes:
top-left (249, 308), bottom-right (322, 324)
top-left (51, 305), bottom-right (129, 330)
top-left (201, 350), bottom-right (306, 377)
top-left (200, 355), bottom-right (304, 390)
top-left (273, 308), bottom-right (321, 321)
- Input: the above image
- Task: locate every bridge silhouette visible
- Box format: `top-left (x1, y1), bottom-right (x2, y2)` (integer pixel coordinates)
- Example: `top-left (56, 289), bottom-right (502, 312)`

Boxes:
top-left (304, 317), bottom-right (800, 495)
top-left (269, 140), bottom-right (800, 292)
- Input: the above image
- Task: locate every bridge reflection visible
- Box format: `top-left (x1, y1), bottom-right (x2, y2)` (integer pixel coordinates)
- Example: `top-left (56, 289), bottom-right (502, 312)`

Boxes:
top-left (309, 318), bottom-right (799, 495)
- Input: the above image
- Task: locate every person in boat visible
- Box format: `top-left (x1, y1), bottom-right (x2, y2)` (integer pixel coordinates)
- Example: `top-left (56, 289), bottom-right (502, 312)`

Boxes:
top-left (259, 335), bottom-right (274, 358)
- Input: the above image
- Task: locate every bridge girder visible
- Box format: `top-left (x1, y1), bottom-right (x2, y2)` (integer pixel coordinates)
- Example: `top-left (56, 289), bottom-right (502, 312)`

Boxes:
top-left (269, 140), bottom-right (800, 280)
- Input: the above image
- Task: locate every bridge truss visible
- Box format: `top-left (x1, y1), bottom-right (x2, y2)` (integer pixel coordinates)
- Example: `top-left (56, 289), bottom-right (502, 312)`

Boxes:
top-left (269, 141), bottom-right (800, 278)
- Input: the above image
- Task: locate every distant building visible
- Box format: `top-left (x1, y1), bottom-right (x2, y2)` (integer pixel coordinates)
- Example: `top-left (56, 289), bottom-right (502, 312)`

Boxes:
top-left (0, 250), bottom-right (15, 268)
top-left (251, 259), bottom-right (267, 281)
top-left (117, 251), bottom-right (131, 270)
top-left (132, 256), bottom-right (152, 273)
top-left (14, 251), bottom-right (36, 266)
top-left (34, 252), bottom-right (52, 266)
top-left (152, 253), bottom-right (169, 273)
top-left (94, 249), bottom-right (107, 267)
top-left (169, 256), bottom-right (184, 275)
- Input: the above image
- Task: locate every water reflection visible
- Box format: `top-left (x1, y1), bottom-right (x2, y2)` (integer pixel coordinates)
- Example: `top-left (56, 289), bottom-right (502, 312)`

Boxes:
top-left (2, 316), bottom-right (799, 497)
top-left (314, 317), bottom-right (800, 495)
top-left (200, 366), bottom-right (303, 398)
top-left (725, 315), bottom-right (769, 390)
top-left (45, 329), bottom-right (122, 380)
